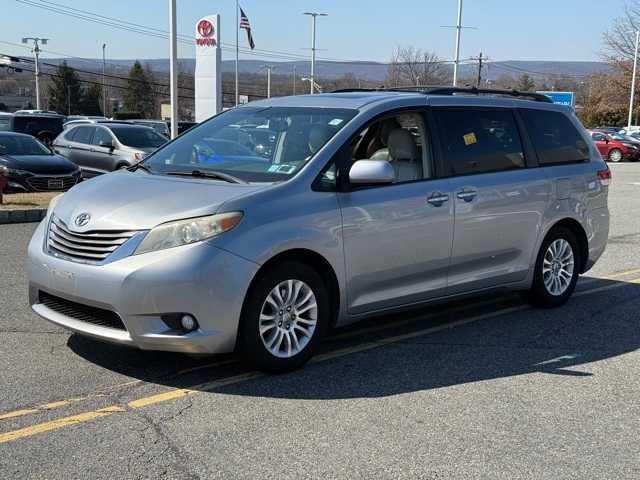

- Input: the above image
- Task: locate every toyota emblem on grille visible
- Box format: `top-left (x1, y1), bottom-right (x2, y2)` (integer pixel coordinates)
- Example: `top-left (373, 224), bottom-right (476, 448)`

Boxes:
top-left (74, 213), bottom-right (91, 227)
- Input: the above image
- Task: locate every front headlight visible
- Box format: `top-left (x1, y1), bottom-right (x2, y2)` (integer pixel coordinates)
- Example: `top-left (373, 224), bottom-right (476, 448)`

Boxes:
top-left (135, 212), bottom-right (243, 255)
top-left (47, 193), bottom-right (64, 216)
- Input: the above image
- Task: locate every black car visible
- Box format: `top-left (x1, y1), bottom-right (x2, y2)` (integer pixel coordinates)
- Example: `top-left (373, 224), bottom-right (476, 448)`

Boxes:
top-left (0, 132), bottom-right (82, 193)
top-left (0, 113), bottom-right (65, 145)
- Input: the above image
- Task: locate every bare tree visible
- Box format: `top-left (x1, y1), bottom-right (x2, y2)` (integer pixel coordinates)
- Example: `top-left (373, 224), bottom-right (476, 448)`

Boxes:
top-left (603, 1), bottom-right (640, 68)
top-left (386, 46), bottom-right (448, 87)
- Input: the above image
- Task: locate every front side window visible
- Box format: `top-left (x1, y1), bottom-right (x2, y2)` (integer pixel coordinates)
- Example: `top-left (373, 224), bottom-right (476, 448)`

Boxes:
top-left (348, 111), bottom-right (433, 183)
top-left (92, 128), bottom-right (114, 146)
top-left (434, 108), bottom-right (525, 176)
top-left (0, 117), bottom-right (11, 132)
top-left (520, 109), bottom-right (589, 165)
top-left (0, 135), bottom-right (51, 155)
top-left (110, 127), bottom-right (167, 149)
top-left (144, 106), bottom-right (357, 183)
top-left (591, 132), bottom-right (606, 142)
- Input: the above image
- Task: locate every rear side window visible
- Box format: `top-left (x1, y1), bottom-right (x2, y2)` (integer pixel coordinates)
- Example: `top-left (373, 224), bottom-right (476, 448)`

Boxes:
top-left (520, 109), bottom-right (589, 165)
top-left (434, 108), bottom-right (525, 176)
top-left (72, 126), bottom-right (95, 145)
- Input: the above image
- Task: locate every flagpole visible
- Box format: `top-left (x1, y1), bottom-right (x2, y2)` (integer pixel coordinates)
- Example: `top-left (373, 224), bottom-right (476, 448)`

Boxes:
top-left (235, 0), bottom-right (239, 107)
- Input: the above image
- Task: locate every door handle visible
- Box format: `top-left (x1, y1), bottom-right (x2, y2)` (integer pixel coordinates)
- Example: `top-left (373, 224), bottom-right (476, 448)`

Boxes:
top-left (427, 192), bottom-right (449, 206)
top-left (456, 189), bottom-right (477, 202)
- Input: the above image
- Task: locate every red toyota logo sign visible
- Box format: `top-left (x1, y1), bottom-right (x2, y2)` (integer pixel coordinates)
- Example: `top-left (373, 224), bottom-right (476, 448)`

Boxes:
top-left (197, 19), bottom-right (214, 38)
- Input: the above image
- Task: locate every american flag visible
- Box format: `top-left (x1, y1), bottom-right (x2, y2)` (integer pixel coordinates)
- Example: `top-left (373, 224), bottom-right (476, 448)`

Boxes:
top-left (239, 7), bottom-right (255, 49)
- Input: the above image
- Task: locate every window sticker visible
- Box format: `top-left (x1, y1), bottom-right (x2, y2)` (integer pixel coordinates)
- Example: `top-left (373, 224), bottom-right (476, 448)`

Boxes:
top-left (463, 132), bottom-right (477, 146)
top-left (268, 164), bottom-right (296, 174)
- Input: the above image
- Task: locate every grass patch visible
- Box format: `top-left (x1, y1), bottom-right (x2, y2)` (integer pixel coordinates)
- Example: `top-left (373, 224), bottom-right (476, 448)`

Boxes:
top-left (0, 192), bottom-right (58, 210)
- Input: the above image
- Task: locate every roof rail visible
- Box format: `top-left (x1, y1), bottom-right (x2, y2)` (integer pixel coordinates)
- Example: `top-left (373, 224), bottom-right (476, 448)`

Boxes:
top-left (331, 85), bottom-right (553, 103)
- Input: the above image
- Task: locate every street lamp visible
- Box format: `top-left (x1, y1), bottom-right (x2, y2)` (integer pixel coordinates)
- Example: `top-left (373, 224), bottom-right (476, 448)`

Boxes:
top-left (21, 37), bottom-right (48, 110)
top-left (303, 12), bottom-right (327, 94)
top-left (629, 30), bottom-right (640, 129)
top-left (102, 43), bottom-right (107, 116)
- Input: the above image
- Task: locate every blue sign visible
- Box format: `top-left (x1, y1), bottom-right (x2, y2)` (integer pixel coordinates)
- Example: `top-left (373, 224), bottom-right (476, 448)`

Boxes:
top-left (537, 91), bottom-right (575, 107)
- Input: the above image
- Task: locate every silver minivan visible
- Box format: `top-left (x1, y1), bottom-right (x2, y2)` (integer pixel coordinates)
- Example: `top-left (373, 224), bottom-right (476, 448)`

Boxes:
top-left (27, 88), bottom-right (610, 371)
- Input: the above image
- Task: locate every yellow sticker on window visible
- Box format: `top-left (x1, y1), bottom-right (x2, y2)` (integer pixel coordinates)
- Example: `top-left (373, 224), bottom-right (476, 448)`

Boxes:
top-left (463, 132), bottom-right (477, 146)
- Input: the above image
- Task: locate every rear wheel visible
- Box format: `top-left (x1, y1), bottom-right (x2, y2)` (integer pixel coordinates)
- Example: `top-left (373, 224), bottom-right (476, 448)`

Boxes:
top-left (608, 148), bottom-right (623, 162)
top-left (528, 227), bottom-right (580, 308)
top-left (238, 261), bottom-right (329, 372)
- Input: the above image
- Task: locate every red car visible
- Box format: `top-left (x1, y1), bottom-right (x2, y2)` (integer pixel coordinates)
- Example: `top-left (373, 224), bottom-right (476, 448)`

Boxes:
top-left (589, 130), bottom-right (640, 162)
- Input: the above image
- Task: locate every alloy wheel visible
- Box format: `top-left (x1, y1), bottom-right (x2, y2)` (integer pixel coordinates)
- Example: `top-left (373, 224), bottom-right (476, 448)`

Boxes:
top-left (542, 238), bottom-right (575, 296)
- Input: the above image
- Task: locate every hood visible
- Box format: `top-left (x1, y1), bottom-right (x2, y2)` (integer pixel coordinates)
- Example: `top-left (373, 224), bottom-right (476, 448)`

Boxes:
top-left (53, 170), bottom-right (269, 231)
top-left (0, 154), bottom-right (78, 174)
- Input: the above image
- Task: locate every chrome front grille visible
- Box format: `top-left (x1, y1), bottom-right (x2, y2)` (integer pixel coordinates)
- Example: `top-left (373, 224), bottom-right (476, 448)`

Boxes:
top-left (47, 216), bottom-right (137, 263)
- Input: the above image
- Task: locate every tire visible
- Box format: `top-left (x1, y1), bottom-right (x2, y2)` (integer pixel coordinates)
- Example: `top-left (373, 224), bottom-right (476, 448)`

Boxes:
top-left (116, 163), bottom-right (129, 171)
top-left (238, 261), bottom-right (329, 372)
top-left (528, 227), bottom-right (580, 308)
top-left (608, 148), bottom-right (623, 162)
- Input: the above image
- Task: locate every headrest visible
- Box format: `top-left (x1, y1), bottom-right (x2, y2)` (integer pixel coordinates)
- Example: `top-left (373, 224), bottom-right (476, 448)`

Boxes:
top-left (388, 129), bottom-right (418, 161)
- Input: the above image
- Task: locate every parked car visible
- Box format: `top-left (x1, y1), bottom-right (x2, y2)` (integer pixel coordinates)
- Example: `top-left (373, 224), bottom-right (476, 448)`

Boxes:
top-left (0, 132), bottom-right (81, 193)
top-left (28, 88), bottom-right (610, 372)
top-left (52, 123), bottom-right (168, 177)
top-left (0, 112), bottom-right (65, 145)
top-left (128, 119), bottom-right (170, 138)
top-left (589, 130), bottom-right (640, 162)
top-left (595, 126), bottom-right (623, 135)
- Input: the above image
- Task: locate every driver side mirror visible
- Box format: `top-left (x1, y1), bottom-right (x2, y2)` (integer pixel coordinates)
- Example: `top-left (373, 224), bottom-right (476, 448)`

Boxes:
top-left (349, 160), bottom-right (395, 186)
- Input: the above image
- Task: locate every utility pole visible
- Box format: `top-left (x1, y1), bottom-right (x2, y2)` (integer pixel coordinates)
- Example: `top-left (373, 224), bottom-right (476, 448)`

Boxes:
top-left (304, 12), bottom-right (327, 94)
top-left (21, 37), bottom-right (48, 110)
top-left (262, 65), bottom-right (274, 98)
top-left (169, 0), bottom-right (179, 139)
top-left (102, 43), bottom-right (107, 116)
top-left (453, 0), bottom-right (463, 87)
top-left (67, 84), bottom-right (71, 115)
top-left (470, 52), bottom-right (488, 87)
top-left (235, 0), bottom-right (239, 106)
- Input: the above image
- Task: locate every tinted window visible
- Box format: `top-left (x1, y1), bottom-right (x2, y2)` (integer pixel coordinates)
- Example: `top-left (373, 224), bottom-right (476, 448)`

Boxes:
top-left (110, 127), bottom-right (167, 149)
top-left (591, 132), bottom-right (606, 142)
top-left (0, 135), bottom-right (51, 155)
top-left (435, 108), bottom-right (525, 175)
top-left (92, 128), bottom-right (113, 146)
top-left (12, 116), bottom-right (64, 136)
top-left (72, 126), bottom-right (95, 144)
top-left (520, 109), bottom-right (589, 165)
top-left (0, 116), bottom-right (11, 132)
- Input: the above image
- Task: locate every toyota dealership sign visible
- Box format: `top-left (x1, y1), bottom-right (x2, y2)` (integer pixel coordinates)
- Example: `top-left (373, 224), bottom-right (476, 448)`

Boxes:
top-left (195, 14), bottom-right (222, 121)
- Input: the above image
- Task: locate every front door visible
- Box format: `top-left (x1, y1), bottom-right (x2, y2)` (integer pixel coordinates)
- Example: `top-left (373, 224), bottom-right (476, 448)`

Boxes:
top-left (339, 110), bottom-right (454, 315)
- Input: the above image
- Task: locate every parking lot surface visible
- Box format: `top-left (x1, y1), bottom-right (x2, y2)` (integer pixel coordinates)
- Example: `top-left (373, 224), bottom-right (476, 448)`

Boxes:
top-left (1, 164), bottom-right (639, 479)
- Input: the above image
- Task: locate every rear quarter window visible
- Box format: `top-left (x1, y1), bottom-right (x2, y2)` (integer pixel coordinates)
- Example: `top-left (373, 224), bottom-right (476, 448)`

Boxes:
top-left (520, 109), bottom-right (589, 165)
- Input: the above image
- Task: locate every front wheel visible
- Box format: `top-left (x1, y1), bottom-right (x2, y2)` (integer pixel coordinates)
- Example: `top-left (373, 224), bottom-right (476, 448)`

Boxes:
top-left (528, 227), bottom-right (580, 308)
top-left (608, 148), bottom-right (623, 162)
top-left (238, 261), bottom-right (329, 372)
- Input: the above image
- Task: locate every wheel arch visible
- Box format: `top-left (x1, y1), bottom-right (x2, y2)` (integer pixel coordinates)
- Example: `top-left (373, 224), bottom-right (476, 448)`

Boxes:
top-left (546, 218), bottom-right (589, 273)
top-left (241, 248), bottom-right (341, 329)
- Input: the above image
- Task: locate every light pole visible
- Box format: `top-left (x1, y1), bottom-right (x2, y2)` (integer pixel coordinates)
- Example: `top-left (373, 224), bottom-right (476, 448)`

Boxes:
top-left (21, 37), bottom-right (48, 110)
top-left (102, 43), bottom-right (107, 116)
top-left (169, 0), bottom-right (179, 139)
top-left (293, 64), bottom-right (297, 95)
top-left (262, 65), bottom-right (274, 98)
top-left (303, 12), bottom-right (327, 94)
top-left (629, 30), bottom-right (640, 129)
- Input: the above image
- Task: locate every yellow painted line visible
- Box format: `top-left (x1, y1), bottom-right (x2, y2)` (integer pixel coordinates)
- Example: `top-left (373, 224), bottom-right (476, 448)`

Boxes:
top-left (2, 273), bottom-right (639, 444)
top-left (0, 406), bottom-right (124, 444)
top-left (603, 267), bottom-right (640, 279)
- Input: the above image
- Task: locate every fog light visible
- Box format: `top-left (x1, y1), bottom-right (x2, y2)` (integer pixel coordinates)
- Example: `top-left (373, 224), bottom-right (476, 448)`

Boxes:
top-left (180, 314), bottom-right (197, 331)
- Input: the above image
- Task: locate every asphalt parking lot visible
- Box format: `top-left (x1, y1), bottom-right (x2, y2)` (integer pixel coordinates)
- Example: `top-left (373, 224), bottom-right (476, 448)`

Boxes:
top-left (1, 164), bottom-right (639, 479)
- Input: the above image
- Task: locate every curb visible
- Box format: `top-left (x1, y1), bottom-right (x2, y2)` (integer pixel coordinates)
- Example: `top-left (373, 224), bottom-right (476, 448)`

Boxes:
top-left (0, 208), bottom-right (47, 225)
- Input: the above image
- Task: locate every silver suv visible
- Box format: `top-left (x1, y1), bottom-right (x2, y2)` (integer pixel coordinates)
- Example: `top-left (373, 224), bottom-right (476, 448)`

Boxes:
top-left (27, 88), bottom-right (610, 372)
top-left (53, 123), bottom-right (167, 177)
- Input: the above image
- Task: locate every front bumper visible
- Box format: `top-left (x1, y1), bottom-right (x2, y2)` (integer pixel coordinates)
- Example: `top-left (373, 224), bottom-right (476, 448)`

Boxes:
top-left (27, 220), bottom-right (259, 354)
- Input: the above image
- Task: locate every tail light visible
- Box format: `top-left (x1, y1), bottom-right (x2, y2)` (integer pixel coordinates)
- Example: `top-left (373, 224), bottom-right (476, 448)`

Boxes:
top-left (597, 167), bottom-right (611, 186)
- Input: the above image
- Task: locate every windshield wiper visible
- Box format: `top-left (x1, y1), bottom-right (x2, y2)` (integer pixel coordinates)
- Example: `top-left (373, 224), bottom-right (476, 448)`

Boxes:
top-left (128, 162), bottom-right (154, 174)
top-left (165, 169), bottom-right (247, 184)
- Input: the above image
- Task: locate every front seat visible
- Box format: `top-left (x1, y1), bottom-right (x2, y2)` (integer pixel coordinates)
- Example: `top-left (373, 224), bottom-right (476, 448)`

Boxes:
top-left (387, 129), bottom-right (422, 182)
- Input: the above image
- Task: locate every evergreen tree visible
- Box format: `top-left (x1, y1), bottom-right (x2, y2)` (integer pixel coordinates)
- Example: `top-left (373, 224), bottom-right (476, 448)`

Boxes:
top-left (515, 73), bottom-right (536, 92)
top-left (124, 61), bottom-right (154, 118)
top-left (79, 83), bottom-right (103, 116)
top-left (47, 61), bottom-right (82, 114)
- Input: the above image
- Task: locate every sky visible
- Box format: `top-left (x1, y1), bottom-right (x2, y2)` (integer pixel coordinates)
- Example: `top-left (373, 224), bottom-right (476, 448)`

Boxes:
top-left (0, 0), bottom-right (629, 64)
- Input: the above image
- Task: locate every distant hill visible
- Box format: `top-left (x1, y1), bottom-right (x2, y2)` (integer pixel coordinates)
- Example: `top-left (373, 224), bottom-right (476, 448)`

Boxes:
top-left (45, 58), bottom-right (611, 83)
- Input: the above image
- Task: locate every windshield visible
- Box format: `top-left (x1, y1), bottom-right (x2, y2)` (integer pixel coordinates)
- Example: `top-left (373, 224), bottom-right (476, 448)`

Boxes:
top-left (0, 135), bottom-right (51, 156)
top-left (110, 126), bottom-right (167, 149)
top-left (143, 106), bottom-right (357, 182)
